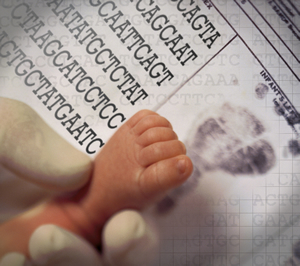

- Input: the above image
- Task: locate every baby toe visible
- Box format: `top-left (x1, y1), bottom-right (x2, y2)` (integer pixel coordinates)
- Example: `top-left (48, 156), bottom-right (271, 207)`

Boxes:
top-left (138, 140), bottom-right (186, 167)
top-left (139, 155), bottom-right (193, 200)
top-left (136, 127), bottom-right (178, 147)
top-left (132, 114), bottom-right (172, 136)
top-left (127, 110), bottom-right (157, 128)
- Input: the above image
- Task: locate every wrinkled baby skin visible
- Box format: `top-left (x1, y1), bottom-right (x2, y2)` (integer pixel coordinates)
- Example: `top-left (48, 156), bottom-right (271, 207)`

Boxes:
top-left (0, 110), bottom-right (193, 258)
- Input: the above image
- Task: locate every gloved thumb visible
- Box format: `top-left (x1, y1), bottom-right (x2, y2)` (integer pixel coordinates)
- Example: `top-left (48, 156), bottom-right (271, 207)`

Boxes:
top-left (28, 224), bottom-right (102, 266)
top-left (103, 210), bottom-right (158, 266)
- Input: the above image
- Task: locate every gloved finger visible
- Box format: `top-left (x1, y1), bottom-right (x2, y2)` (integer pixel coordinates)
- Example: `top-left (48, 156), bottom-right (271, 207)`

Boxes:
top-left (29, 224), bottom-right (103, 266)
top-left (0, 97), bottom-right (92, 191)
top-left (103, 210), bottom-right (158, 266)
top-left (0, 252), bottom-right (33, 266)
top-left (0, 165), bottom-right (56, 223)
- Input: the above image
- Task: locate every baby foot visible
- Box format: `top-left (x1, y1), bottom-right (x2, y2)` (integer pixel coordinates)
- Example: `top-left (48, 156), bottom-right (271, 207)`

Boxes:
top-left (78, 110), bottom-right (193, 232)
top-left (0, 110), bottom-right (192, 256)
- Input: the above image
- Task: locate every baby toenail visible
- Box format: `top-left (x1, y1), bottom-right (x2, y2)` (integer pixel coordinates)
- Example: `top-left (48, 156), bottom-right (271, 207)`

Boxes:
top-left (177, 159), bottom-right (187, 175)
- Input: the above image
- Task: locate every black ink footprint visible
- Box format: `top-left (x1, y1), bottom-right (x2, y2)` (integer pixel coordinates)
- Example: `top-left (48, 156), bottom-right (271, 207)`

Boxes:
top-left (289, 139), bottom-right (300, 157)
top-left (188, 102), bottom-right (275, 176)
top-left (255, 83), bottom-right (269, 99)
top-left (156, 103), bottom-right (276, 213)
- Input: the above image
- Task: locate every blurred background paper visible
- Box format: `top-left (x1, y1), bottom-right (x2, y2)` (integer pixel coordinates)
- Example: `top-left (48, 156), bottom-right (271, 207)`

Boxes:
top-left (0, 0), bottom-right (299, 265)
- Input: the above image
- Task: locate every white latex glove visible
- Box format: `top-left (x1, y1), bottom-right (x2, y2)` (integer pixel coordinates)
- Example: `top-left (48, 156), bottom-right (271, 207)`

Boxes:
top-left (0, 97), bottom-right (158, 266)
top-left (0, 210), bottom-right (158, 266)
top-left (0, 97), bottom-right (92, 191)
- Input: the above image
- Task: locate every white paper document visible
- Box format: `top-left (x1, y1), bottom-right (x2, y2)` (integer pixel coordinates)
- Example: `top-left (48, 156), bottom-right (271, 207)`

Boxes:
top-left (0, 0), bottom-right (299, 265)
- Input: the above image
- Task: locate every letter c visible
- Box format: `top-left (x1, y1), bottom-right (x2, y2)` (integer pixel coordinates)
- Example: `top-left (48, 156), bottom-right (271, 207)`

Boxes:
top-left (108, 113), bottom-right (126, 129)
top-left (98, 1), bottom-right (117, 17)
top-left (11, 3), bottom-right (30, 19)
top-left (24, 70), bottom-right (43, 86)
top-left (86, 138), bottom-right (105, 154)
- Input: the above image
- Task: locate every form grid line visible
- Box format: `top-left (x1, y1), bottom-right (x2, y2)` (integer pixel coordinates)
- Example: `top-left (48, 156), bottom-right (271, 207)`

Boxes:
top-left (206, 1), bottom-right (300, 265)
top-left (211, 0), bottom-right (300, 136)
top-left (152, 34), bottom-right (238, 112)
top-left (235, 0), bottom-right (300, 81)
top-left (248, 0), bottom-right (300, 63)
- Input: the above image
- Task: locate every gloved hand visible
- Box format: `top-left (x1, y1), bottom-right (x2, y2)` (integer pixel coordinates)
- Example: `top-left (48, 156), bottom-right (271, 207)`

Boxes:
top-left (0, 210), bottom-right (158, 266)
top-left (0, 97), bottom-right (158, 266)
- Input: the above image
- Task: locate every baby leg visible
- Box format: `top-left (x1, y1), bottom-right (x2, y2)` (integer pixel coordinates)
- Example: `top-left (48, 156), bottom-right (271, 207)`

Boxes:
top-left (79, 110), bottom-right (193, 230)
top-left (0, 110), bottom-right (193, 258)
